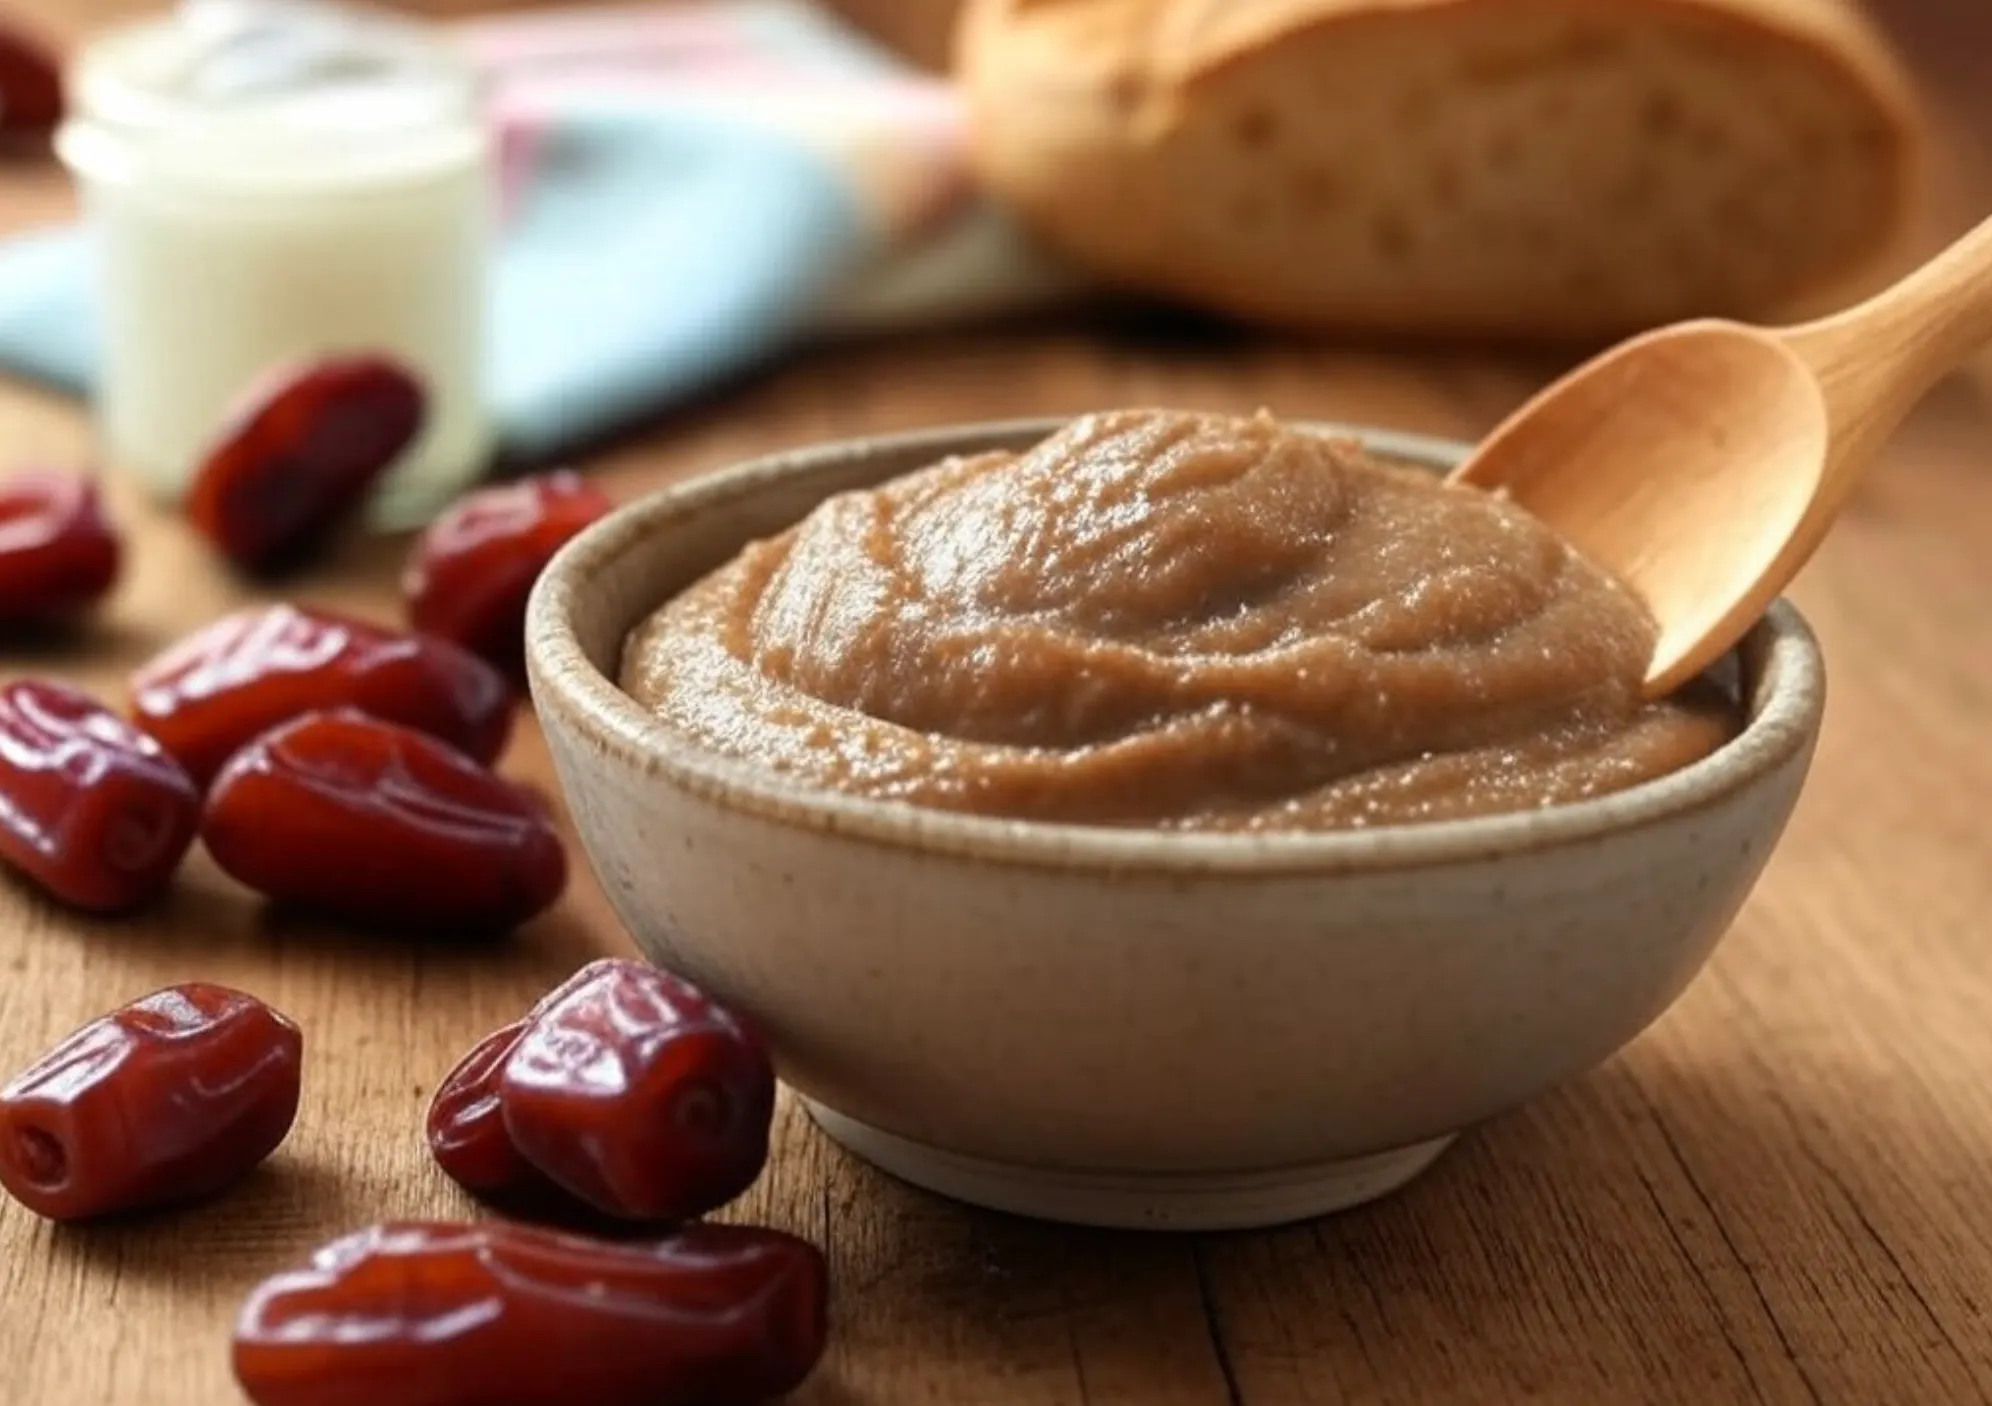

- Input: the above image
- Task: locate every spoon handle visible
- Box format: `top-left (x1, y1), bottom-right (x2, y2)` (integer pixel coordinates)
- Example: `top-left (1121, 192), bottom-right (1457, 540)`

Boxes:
top-left (1784, 210), bottom-right (1992, 490)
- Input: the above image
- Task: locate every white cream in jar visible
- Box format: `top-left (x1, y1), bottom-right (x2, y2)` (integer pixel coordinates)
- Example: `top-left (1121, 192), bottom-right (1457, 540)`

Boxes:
top-left (57, 0), bottom-right (495, 528)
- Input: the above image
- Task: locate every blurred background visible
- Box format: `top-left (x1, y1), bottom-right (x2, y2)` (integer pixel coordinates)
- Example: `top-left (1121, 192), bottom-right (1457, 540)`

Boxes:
top-left (344, 0), bottom-right (1992, 96)
top-left (582, 0), bottom-right (1992, 253)
top-left (10, 0), bottom-right (1992, 496)
top-left (852, 0), bottom-right (1992, 230)
top-left (114, 0), bottom-right (1992, 174)
top-left (20, 0), bottom-right (1992, 239)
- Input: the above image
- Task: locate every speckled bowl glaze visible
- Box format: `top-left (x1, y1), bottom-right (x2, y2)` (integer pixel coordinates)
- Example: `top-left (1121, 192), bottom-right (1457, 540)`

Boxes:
top-left (525, 418), bottom-right (1825, 1232)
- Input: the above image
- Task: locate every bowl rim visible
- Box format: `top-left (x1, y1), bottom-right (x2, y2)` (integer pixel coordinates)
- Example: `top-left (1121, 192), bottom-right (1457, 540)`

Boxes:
top-left (526, 416), bottom-right (1826, 877)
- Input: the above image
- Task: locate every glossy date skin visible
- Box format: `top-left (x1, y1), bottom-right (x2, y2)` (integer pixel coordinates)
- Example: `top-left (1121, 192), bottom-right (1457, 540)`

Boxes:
top-left (0, 681), bottom-right (201, 913)
top-left (502, 958), bottom-right (776, 1220)
top-left (0, 471), bottom-right (121, 623)
top-left (188, 356), bottom-right (426, 574)
top-left (425, 1019), bottom-right (563, 1204)
top-left (0, 20), bottom-right (62, 137)
top-left (404, 471), bottom-right (613, 681)
top-left (233, 1220), bottom-right (829, 1406)
top-left (0, 984), bottom-right (302, 1220)
top-left (130, 604), bottom-right (512, 785)
top-left (203, 710), bottom-right (567, 932)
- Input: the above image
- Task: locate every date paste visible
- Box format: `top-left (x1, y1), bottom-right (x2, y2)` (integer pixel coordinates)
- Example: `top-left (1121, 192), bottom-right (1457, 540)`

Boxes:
top-left (621, 410), bottom-right (1738, 831)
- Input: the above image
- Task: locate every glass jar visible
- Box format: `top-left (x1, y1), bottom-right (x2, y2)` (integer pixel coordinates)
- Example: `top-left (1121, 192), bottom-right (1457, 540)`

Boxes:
top-left (56, 0), bottom-right (495, 528)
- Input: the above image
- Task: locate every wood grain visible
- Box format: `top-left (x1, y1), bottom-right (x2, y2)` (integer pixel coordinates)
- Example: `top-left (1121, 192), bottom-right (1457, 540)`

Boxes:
top-left (5, 2), bottom-right (1992, 1403)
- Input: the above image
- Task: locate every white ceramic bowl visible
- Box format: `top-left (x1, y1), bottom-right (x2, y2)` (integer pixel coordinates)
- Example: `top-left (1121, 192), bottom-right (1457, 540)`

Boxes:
top-left (525, 419), bottom-right (1824, 1232)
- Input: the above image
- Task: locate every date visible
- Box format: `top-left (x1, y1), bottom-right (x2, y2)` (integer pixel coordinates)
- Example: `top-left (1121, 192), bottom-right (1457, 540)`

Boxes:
top-left (426, 1019), bottom-right (673, 1233)
top-left (404, 471), bottom-right (613, 681)
top-left (0, 680), bottom-right (201, 913)
top-left (0, 470), bottom-right (121, 623)
top-left (130, 604), bottom-right (512, 784)
top-left (233, 1220), bottom-right (828, 1406)
top-left (425, 1019), bottom-right (562, 1204)
top-left (0, 19), bottom-right (62, 137)
top-left (502, 958), bottom-right (775, 1221)
top-left (202, 710), bottom-right (566, 932)
top-left (188, 356), bottom-right (426, 574)
top-left (0, 984), bottom-right (302, 1220)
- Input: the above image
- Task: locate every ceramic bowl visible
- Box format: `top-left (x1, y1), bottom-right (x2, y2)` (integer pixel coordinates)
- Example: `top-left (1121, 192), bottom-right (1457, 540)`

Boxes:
top-left (525, 418), bottom-right (1824, 1232)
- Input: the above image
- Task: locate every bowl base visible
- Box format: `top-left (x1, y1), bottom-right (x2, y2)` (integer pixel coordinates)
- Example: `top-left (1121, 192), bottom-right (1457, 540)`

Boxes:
top-left (803, 1100), bottom-right (1457, 1231)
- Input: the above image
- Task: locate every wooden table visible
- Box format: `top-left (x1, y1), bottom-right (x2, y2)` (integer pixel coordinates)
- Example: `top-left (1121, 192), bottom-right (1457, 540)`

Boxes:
top-left (6, 4), bottom-right (1992, 1403)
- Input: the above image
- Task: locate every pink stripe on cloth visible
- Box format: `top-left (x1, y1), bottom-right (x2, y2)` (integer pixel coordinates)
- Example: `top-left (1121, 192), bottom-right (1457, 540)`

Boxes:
top-left (489, 68), bottom-right (959, 122)
top-left (458, 3), bottom-right (771, 68)
top-left (465, 1), bottom-right (972, 241)
top-left (491, 107), bottom-right (543, 226)
top-left (456, 0), bottom-right (932, 93)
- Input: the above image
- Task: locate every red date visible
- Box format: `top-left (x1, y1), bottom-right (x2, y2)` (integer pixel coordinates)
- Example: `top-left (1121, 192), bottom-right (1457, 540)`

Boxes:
top-left (426, 1021), bottom-right (671, 1234)
top-left (0, 470), bottom-right (121, 623)
top-left (233, 1220), bottom-right (828, 1406)
top-left (404, 471), bottom-right (613, 681)
top-left (0, 20), bottom-right (62, 137)
top-left (502, 958), bottom-right (775, 1221)
top-left (203, 710), bottom-right (566, 932)
top-left (0, 984), bottom-right (302, 1220)
top-left (188, 356), bottom-right (426, 574)
top-left (130, 604), bottom-right (512, 784)
top-left (0, 681), bottom-right (200, 913)
top-left (425, 1019), bottom-right (563, 1204)
top-left (427, 1015), bottom-right (715, 1232)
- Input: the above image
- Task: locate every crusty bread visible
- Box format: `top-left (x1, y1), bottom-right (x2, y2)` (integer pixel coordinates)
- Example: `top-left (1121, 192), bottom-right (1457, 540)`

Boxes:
top-left (957, 0), bottom-right (1927, 340)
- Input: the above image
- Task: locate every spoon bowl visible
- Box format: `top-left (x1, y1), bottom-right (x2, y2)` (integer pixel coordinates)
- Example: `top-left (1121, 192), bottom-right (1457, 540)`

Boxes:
top-left (1459, 322), bottom-right (1828, 696)
top-left (1451, 212), bottom-right (1992, 694)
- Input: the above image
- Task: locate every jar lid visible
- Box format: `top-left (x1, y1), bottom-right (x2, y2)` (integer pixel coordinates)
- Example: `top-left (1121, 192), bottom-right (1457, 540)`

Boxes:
top-left (58, 0), bottom-right (486, 195)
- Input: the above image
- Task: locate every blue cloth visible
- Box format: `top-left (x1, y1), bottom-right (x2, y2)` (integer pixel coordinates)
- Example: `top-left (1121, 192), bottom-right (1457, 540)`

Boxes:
top-left (487, 104), bottom-right (864, 463)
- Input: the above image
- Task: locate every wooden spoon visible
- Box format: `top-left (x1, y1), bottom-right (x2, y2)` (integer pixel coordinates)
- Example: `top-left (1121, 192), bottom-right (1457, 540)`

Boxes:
top-left (1447, 213), bottom-right (1992, 697)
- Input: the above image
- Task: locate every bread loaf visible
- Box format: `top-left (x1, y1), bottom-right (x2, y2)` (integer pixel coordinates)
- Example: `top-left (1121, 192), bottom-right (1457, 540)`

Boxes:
top-left (957, 0), bottom-right (1926, 340)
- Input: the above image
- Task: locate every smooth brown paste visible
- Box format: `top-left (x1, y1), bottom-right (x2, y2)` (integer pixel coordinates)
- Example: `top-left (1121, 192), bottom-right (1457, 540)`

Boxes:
top-left (620, 409), bottom-right (1740, 831)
